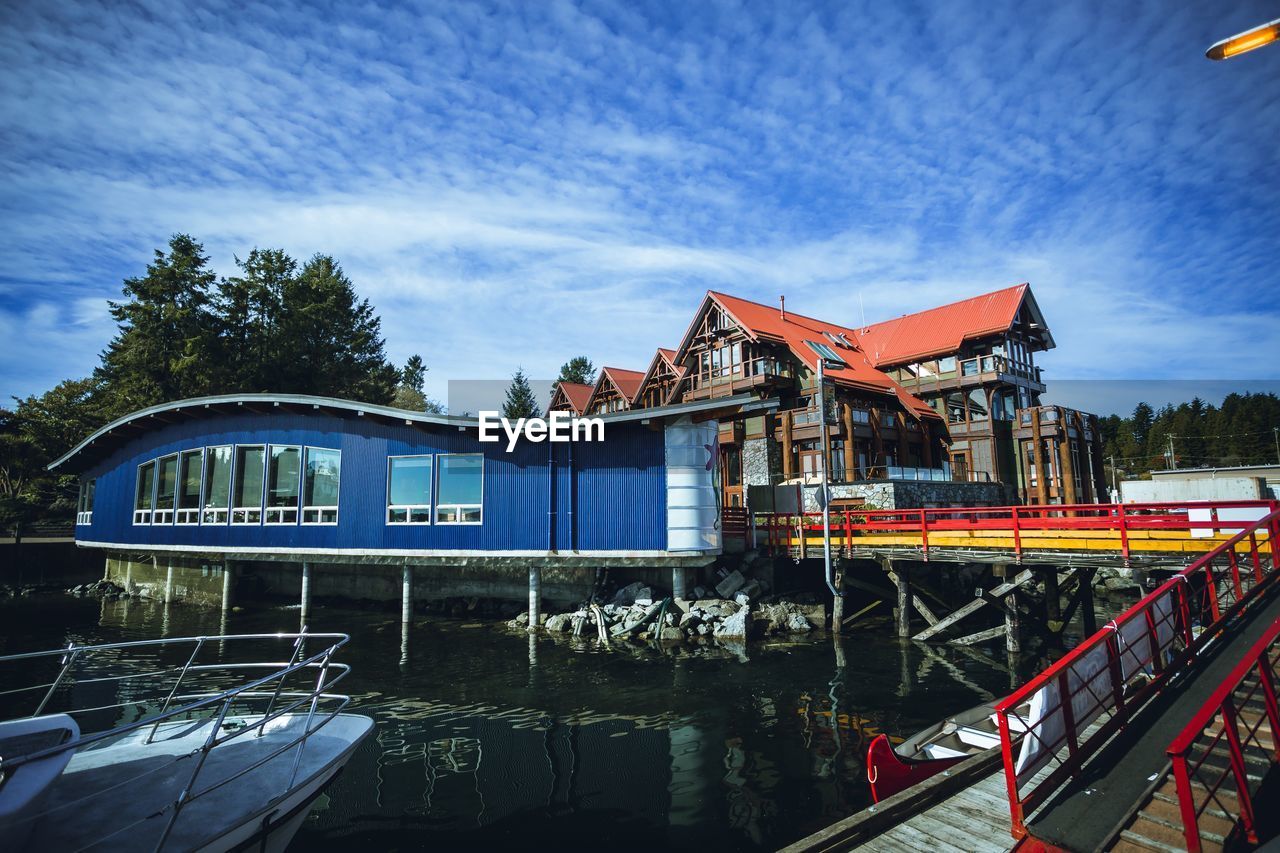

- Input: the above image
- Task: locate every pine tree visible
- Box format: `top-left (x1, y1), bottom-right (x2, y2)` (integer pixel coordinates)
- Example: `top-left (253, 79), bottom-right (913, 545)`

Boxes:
top-left (502, 368), bottom-right (540, 419)
top-left (96, 234), bottom-right (217, 416)
top-left (557, 356), bottom-right (596, 386)
top-left (391, 354), bottom-right (443, 412)
top-left (214, 248), bottom-right (297, 392)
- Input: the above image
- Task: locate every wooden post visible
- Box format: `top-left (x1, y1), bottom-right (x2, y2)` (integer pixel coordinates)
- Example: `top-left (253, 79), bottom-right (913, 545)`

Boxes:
top-left (1074, 411), bottom-right (1095, 504)
top-left (895, 562), bottom-right (910, 638)
top-left (402, 564), bottom-right (413, 624)
top-left (832, 565), bottom-right (845, 634)
top-left (841, 403), bottom-right (856, 481)
top-left (871, 408), bottom-right (885, 473)
top-left (782, 414), bottom-right (794, 480)
top-left (300, 561), bottom-right (312, 627)
top-left (922, 422), bottom-right (934, 468)
top-left (1006, 590), bottom-right (1022, 659)
top-left (1059, 409), bottom-right (1079, 506)
top-left (528, 564), bottom-right (542, 632)
top-left (1044, 567), bottom-right (1061, 623)
top-left (1031, 413), bottom-right (1049, 505)
top-left (1082, 568), bottom-right (1098, 635)
top-left (896, 412), bottom-right (909, 468)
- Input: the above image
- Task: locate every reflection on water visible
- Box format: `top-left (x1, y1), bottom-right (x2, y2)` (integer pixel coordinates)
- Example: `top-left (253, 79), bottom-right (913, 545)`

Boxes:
top-left (0, 593), bottom-right (1020, 851)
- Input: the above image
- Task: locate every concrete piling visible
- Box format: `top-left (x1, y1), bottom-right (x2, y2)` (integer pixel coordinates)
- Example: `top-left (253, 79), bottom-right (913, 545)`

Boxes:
top-left (300, 561), bottom-right (312, 627)
top-left (221, 559), bottom-right (235, 611)
top-left (528, 564), bottom-right (541, 633)
top-left (165, 560), bottom-right (174, 604)
top-left (672, 566), bottom-right (687, 601)
top-left (401, 564), bottom-right (413, 624)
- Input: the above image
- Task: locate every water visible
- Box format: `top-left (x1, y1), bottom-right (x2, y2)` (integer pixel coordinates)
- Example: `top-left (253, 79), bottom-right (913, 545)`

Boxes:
top-left (0, 592), bottom-right (1034, 851)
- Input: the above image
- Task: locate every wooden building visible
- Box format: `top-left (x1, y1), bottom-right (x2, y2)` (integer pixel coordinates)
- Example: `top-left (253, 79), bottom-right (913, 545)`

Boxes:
top-left (547, 381), bottom-right (592, 415)
top-left (584, 367), bottom-right (645, 415)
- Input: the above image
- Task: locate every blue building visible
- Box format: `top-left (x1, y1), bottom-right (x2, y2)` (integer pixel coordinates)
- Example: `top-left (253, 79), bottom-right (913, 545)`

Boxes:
top-left (51, 393), bottom-right (773, 611)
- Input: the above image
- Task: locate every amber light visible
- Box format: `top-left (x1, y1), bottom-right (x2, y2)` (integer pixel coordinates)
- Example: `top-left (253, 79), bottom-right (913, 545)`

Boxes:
top-left (1206, 18), bottom-right (1280, 60)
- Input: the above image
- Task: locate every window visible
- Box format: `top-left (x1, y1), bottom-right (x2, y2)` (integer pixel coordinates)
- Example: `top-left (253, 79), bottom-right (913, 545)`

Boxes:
top-left (77, 478), bottom-right (95, 525)
top-left (202, 446), bottom-right (233, 524)
top-left (176, 449), bottom-right (203, 524)
top-left (823, 331), bottom-right (854, 350)
top-left (388, 455), bottom-right (433, 523)
top-left (134, 460), bottom-right (156, 524)
top-left (303, 447), bottom-right (341, 524)
top-left (967, 388), bottom-right (989, 423)
top-left (265, 445), bottom-right (301, 524)
top-left (436, 454), bottom-right (483, 524)
top-left (938, 356), bottom-right (957, 374)
top-left (153, 454), bottom-right (178, 524)
top-left (232, 445), bottom-right (265, 524)
top-left (805, 340), bottom-right (846, 366)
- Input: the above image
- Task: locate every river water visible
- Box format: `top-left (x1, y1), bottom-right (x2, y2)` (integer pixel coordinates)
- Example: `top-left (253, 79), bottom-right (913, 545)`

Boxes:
top-left (0, 591), bottom-right (1071, 851)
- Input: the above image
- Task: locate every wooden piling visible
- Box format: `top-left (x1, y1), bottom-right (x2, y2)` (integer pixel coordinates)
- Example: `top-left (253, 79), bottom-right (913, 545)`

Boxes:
top-left (528, 564), bottom-right (541, 632)
top-left (1082, 568), bottom-right (1098, 635)
top-left (895, 562), bottom-right (910, 638)
top-left (1005, 591), bottom-right (1021, 657)
top-left (832, 566), bottom-right (845, 634)
top-left (1044, 566), bottom-right (1061, 623)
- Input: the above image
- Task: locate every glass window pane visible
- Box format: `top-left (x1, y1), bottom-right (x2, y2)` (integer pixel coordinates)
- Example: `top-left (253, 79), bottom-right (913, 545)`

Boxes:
top-left (204, 446), bottom-right (232, 509)
top-left (234, 446), bottom-right (265, 508)
top-left (136, 461), bottom-right (156, 511)
top-left (178, 450), bottom-right (202, 509)
top-left (304, 448), bottom-right (341, 506)
top-left (389, 456), bottom-right (432, 506)
top-left (438, 455), bottom-right (482, 506)
top-left (267, 446), bottom-right (301, 508)
top-left (156, 455), bottom-right (178, 509)
top-left (967, 389), bottom-right (989, 422)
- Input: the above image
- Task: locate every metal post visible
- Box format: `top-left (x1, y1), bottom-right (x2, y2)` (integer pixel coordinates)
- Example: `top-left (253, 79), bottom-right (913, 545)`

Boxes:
top-left (401, 564), bottom-right (413, 624)
top-left (816, 359), bottom-right (840, 602)
top-left (895, 562), bottom-right (910, 638)
top-left (165, 560), bottom-right (175, 604)
top-left (221, 559), bottom-right (235, 611)
top-left (528, 564), bottom-right (541, 632)
top-left (300, 562), bottom-right (312, 627)
top-left (672, 566), bottom-right (687, 601)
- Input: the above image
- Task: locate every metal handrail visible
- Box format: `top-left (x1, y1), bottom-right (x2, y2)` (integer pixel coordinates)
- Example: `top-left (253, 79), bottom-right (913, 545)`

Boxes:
top-left (0, 631), bottom-right (356, 852)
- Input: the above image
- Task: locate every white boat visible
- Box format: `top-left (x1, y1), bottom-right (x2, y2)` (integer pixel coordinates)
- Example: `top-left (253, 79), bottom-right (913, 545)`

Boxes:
top-left (0, 631), bottom-right (374, 851)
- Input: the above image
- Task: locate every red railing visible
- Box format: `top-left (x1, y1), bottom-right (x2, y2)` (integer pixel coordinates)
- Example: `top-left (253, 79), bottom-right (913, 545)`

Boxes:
top-left (1168, 618), bottom-right (1280, 852)
top-left (756, 500), bottom-right (1278, 563)
top-left (992, 508), bottom-right (1280, 838)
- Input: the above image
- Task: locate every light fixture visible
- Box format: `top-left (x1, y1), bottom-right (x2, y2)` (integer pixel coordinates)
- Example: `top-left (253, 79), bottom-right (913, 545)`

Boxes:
top-left (1206, 18), bottom-right (1280, 60)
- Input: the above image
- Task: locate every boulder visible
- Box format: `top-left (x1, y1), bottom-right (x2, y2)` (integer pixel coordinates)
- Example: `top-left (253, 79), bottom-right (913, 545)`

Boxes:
top-left (659, 626), bottom-right (683, 642)
top-left (786, 613), bottom-right (813, 633)
top-left (692, 585), bottom-right (710, 599)
top-left (678, 612), bottom-right (702, 630)
top-left (740, 579), bottom-right (762, 599)
top-left (734, 591), bottom-right (752, 607)
top-left (545, 613), bottom-right (573, 633)
top-left (714, 570), bottom-right (746, 598)
top-left (612, 582), bottom-right (650, 607)
top-left (714, 608), bottom-right (752, 639)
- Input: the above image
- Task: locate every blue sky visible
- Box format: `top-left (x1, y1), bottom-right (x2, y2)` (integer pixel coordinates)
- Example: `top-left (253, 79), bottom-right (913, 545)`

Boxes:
top-left (2, 0), bottom-right (1277, 415)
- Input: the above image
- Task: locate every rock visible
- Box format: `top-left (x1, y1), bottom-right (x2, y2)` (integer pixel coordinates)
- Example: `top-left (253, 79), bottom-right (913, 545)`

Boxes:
top-left (740, 579), bottom-right (762, 599)
top-left (612, 582), bottom-right (650, 607)
top-left (1104, 577), bottom-right (1137, 592)
top-left (545, 613), bottom-right (573, 632)
top-left (692, 585), bottom-right (709, 599)
top-left (659, 626), bottom-right (683, 642)
top-left (786, 613), bottom-right (812, 633)
top-left (734, 592), bottom-right (752, 607)
top-left (678, 612), bottom-right (702, 630)
top-left (696, 623), bottom-right (712, 636)
top-left (797, 603), bottom-right (827, 629)
top-left (664, 613), bottom-right (677, 627)
top-left (715, 570), bottom-right (746, 598)
top-left (714, 608), bottom-right (752, 639)
top-left (634, 597), bottom-right (653, 607)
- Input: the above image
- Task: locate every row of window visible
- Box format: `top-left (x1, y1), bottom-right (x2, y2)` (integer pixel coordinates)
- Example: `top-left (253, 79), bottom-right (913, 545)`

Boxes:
top-left (133, 445), bottom-right (342, 526)
top-left (113, 446), bottom-right (486, 528)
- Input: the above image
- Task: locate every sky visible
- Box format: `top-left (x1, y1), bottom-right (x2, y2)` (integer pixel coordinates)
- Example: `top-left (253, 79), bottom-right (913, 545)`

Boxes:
top-left (1, 0), bottom-right (1277, 417)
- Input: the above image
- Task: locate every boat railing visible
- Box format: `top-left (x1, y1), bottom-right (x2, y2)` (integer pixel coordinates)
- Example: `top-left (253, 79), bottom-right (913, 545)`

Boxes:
top-left (0, 630), bottom-right (354, 850)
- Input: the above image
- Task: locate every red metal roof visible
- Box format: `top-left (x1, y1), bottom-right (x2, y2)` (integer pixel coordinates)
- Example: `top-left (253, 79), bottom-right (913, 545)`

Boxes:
top-left (857, 284), bottom-right (1031, 367)
top-left (552, 381), bottom-right (593, 415)
top-left (602, 367), bottom-right (645, 401)
top-left (634, 348), bottom-right (686, 406)
top-left (697, 292), bottom-right (939, 421)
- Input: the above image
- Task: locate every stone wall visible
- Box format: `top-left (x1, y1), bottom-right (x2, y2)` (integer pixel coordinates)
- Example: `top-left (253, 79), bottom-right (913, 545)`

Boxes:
top-left (742, 437), bottom-right (781, 487)
top-left (106, 554), bottom-right (229, 607)
top-left (798, 480), bottom-right (1018, 511)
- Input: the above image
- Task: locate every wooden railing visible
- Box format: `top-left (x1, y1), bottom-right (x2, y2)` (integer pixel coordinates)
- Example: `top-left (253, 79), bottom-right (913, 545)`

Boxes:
top-left (992, 508), bottom-right (1280, 838)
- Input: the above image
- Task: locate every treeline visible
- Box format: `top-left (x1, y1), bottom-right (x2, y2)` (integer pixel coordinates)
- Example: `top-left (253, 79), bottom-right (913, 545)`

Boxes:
top-left (1, 234), bottom-right (440, 537)
top-left (1097, 393), bottom-right (1280, 477)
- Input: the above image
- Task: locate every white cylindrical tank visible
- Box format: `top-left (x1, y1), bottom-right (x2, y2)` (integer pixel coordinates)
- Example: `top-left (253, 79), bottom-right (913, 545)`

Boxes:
top-left (665, 417), bottom-right (721, 553)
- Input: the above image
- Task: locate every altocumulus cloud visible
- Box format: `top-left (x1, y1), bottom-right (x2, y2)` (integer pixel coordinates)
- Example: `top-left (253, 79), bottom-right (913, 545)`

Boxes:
top-left (1, 0), bottom-right (1277, 406)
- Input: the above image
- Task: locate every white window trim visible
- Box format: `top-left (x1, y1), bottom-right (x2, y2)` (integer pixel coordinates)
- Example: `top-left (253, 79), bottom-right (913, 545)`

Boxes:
top-left (231, 444), bottom-right (267, 526)
top-left (152, 453), bottom-right (179, 525)
top-left (264, 444), bottom-right (302, 526)
top-left (386, 454), bottom-right (434, 526)
top-left (435, 453), bottom-right (484, 526)
top-left (175, 448), bottom-right (204, 525)
top-left (76, 478), bottom-right (94, 526)
top-left (201, 445), bottom-right (233, 525)
top-left (134, 460), bottom-right (157, 525)
top-left (301, 446), bottom-right (341, 526)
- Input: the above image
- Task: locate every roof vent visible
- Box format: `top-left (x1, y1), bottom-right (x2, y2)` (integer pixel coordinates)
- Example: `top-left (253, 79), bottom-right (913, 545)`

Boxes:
top-left (780, 294), bottom-right (786, 321)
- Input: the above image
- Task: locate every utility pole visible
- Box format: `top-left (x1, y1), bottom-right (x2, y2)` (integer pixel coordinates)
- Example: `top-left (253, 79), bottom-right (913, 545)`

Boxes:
top-left (816, 359), bottom-right (841, 606)
top-left (1109, 455), bottom-right (1119, 496)
top-left (1166, 434), bottom-right (1177, 470)
top-left (1274, 427), bottom-right (1279, 466)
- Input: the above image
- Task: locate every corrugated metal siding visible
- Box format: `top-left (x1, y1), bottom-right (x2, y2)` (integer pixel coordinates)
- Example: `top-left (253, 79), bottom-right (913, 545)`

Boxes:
top-left (78, 410), bottom-right (667, 553)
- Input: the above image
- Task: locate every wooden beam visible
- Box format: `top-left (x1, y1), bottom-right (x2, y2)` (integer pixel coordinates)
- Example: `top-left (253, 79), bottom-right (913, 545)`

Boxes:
top-left (1032, 413), bottom-right (1049, 505)
top-left (887, 569), bottom-right (937, 624)
top-left (912, 569), bottom-right (1035, 641)
top-left (948, 625), bottom-right (1008, 646)
top-left (841, 599), bottom-right (882, 626)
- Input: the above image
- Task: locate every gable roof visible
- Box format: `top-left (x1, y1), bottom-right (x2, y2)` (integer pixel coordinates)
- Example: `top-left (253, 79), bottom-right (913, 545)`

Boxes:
top-left (585, 366), bottom-right (645, 411)
top-left (633, 348), bottom-right (686, 406)
top-left (672, 291), bottom-right (940, 420)
top-left (549, 381), bottom-right (593, 415)
top-left (856, 283), bottom-right (1053, 367)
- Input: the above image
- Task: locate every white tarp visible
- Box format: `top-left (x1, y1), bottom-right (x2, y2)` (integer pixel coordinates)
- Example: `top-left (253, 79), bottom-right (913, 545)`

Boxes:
top-left (1013, 588), bottom-right (1177, 784)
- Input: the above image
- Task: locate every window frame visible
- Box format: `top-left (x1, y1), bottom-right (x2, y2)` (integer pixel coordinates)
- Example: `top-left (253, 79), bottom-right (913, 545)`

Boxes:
top-left (435, 453), bottom-right (484, 525)
top-left (301, 446), bottom-right (342, 525)
top-left (804, 339), bottom-right (846, 367)
top-left (152, 453), bottom-right (179, 525)
top-left (231, 444), bottom-right (267, 525)
top-left (264, 444), bottom-right (303, 525)
top-left (134, 459), bottom-right (157, 525)
top-left (202, 445), bottom-right (234, 524)
top-left (77, 478), bottom-right (95, 525)
top-left (175, 448), bottom-right (204, 525)
top-left (387, 454), bottom-right (434, 525)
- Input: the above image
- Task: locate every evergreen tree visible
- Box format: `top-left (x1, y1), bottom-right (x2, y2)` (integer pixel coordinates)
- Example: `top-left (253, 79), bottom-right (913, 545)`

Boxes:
top-left (557, 356), bottom-right (596, 386)
top-left (392, 354), bottom-right (444, 413)
top-left (502, 368), bottom-right (540, 419)
top-left (214, 248), bottom-right (297, 392)
top-left (96, 234), bottom-right (217, 417)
